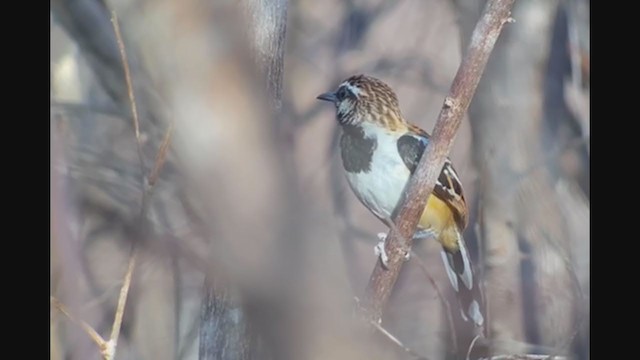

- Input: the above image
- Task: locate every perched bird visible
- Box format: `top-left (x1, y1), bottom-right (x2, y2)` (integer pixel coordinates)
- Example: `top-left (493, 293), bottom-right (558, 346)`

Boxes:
top-left (317, 74), bottom-right (485, 332)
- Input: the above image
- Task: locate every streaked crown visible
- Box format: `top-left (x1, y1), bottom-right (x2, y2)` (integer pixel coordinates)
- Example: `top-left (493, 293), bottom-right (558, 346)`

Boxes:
top-left (317, 74), bottom-right (404, 129)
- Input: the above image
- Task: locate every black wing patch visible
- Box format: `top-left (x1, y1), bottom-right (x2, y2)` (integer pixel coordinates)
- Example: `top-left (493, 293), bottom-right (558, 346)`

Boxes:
top-left (396, 133), bottom-right (468, 228)
top-left (397, 134), bottom-right (426, 173)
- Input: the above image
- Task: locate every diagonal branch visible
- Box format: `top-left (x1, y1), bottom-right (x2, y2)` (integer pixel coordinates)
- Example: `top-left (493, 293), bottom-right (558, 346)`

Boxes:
top-left (104, 250), bottom-right (137, 360)
top-left (51, 296), bottom-right (108, 353)
top-left (104, 11), bottom-right (174, 360)
top-left (370, 320), bottom-right (429, 360)
top-left (361, 0), bottom-right (516, 322)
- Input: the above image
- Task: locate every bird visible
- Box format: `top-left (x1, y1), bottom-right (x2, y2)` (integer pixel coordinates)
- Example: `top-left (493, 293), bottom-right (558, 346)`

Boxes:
top-left (317, 74), bottom-right (485, 333)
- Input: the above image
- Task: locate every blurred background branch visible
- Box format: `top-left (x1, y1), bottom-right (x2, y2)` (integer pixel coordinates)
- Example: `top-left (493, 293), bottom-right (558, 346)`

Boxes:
top-left (468, 0), bottom-right (589, 357)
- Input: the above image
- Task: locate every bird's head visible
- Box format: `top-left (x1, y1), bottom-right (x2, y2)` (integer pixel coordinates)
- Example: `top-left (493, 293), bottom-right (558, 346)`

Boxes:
top-left (317, 74), bottom-right (404, 129)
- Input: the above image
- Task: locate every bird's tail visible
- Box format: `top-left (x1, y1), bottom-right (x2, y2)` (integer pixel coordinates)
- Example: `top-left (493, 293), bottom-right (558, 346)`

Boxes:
top-left (439, 226), bottom-right (485, 336)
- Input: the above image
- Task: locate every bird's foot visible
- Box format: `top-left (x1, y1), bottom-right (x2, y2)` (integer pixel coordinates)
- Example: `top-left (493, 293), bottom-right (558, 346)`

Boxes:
top-left (374, 233), bottom-right (390, 268)
top-left (375, 232), bottom-right (411, 269)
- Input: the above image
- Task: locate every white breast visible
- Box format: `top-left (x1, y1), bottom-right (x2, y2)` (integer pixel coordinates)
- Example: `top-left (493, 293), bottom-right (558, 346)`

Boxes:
top-left (343, 124), bottom-right (411, 222)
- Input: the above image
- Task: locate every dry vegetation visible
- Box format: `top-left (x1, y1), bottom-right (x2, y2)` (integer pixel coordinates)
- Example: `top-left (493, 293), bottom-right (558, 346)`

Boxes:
top-left (50, 0), bottom-right (589, 359)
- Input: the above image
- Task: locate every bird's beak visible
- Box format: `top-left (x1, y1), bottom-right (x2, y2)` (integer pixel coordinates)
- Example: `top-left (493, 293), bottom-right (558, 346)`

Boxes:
top-left (316, 91), bottom-right (338, 103)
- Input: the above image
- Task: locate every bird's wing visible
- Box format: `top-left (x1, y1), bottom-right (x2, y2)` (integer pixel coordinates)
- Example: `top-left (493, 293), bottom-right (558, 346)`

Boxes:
top-left (396, 125), bottom-right (468, 229)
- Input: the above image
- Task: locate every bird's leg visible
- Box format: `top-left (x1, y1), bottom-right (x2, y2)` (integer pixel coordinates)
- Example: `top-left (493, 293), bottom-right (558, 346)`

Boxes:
top-left (414, 229), bottom-right (436, 240)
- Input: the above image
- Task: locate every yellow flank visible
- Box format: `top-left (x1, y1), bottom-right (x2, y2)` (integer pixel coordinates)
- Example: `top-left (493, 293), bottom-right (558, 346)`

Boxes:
top-left (419, 195), bottom-right (460, 252)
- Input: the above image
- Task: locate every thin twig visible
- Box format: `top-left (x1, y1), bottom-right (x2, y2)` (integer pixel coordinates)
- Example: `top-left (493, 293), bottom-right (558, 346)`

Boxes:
top-left (50, 296), bottom-right (109, 356)
top-left (97, 12), bottom-right (145, 360)
top-left (409, 249), bottom-right (459, 353)
top-left (143, 120), bottom-right (175, 219)
top-left (149, 121), bottom-right (174, 187)
top-left (111, 11), bottom-right (146, 184)
top-left (370, 320), bottom-right (429, 360)
top-left (466, 334), bottom-right (482, 360)
top-left (106, 251), bottom-right (137, 359)
top-left (109, 11), bottom-right (174, 360)
top-left (362, 0), bottom-right (516, 322)
top-left (52, 248), bottom-right (139, 360)
top-left (108, 21), bottom-right (169, 340)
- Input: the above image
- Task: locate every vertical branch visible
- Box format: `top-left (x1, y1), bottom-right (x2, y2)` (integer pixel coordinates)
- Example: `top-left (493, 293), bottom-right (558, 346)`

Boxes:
top-left (197, 1), bottom-right (289, 360)
top-left (362, 0), bottom-right (515, 322)
top-left (199, 279), bottom-right (253, 360)
top-left (246, 0), bottom-right (288, 109)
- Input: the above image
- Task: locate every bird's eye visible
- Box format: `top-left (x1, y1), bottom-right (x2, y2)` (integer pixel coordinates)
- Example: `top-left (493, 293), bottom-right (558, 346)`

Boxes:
top-left (337, 87), bottom-right (349, 100)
